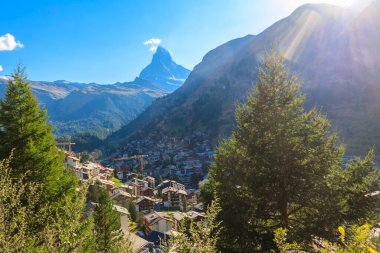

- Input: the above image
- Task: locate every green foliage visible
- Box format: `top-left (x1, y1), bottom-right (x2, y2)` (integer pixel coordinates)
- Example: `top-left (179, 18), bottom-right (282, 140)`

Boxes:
top-left (0, 157), bottom-right (41, 251)
top-left (273, 228), bottom-right (301, 253)
top-left (80, 151), bottom-right (92, 163)
top-left (329, 224), bottom-right (379, 253)
top-left (333, 149), bottom-right (380, 223)
top-left (0, 66), bottom-right (76, 203)
top-left (40, 183), bottom-right (95, 253)
top-left (207, 50), bottom-right (380, 252)
top-left (182, 196), bottom-right (188, 212)
top-left (275, 224), bottom-right (380, 253)
top-left (160, 199), bottom-right (221, 253)
top-left (128, 201), bottom-right (138, 223)
top-left (199, 178), bottom-right (215, 210)
top-left (87, 182), bottom-right (104, 203)
top-left (94, 188), bottom-right (124, 252)
top-left (111, 177), bottom-right (123, 187)
top-left (57, 134), bottom-right (103, 152)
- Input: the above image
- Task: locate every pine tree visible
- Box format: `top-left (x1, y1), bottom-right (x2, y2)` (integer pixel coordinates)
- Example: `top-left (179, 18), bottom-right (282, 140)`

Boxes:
top-left (0, 157), bottom-right (42, 252)
top-left (0, 65), bottom-right (75, 202)
top-left (160, 199), bottom-right (221, 253)
top-left (94, 188), bottom-right (124, 252)
top-left (207, 50), bottom-right (379, 252)
top-left (41, 183), bottom-right (95, 253)
top-left (128, 201), bottom-right (138, 223)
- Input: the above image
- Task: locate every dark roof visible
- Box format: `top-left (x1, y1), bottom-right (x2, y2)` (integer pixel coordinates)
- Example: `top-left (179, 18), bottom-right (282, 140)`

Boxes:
top-left (141, 231), bottom-right (170, 245)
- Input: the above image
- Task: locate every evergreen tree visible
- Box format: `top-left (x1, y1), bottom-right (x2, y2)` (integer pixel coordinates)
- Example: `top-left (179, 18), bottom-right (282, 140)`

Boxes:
top-left (0, 66), bottom-right (75, 202)
top-left (207, 50), bottom-right (379, 252)
top-left (182, 195), bottom-right (188, 212)
top-left (94, 188), bottom-right (124, 252)
top-left (160, 199), bottom-right (221, 253)
top-left (128, 201), bottom-right (138, 223)
top-left (41, 183), bottom-right (95, 253)
top-left (0, 157), bottom-right (42, 252)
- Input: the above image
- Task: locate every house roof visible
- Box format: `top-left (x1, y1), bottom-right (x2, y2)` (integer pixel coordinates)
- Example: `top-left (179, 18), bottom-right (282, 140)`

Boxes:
top-left (186, 210), bottom-right (205, 219)
top-left (67, 155), bottom-right (80, 161)
top-left (125, 232), bottom-right (149, 252)
top-left (83, 202), bottom-right (130, 217)
top-left (162, 187), bottom-right (187, 195)
top-left (194, 202), bottom-right (204, 211)
top-left (144, 211), bottom-right (172, 225)
top-left (113, 205), bottom-right (130, 215)
top-left (136, 196), bottom-right (156, 204)
top-left (173, 212), bottom-right (185, 221)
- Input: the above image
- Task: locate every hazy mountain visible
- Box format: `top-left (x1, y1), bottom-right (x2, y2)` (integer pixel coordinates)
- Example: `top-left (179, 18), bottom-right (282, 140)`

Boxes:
top-left (139, 46), bottom-right (191, 91)
top-left (49, 78), bottom-right (166, 138)
top-left (107, 2), bottom-right (380, 155)
top-left (0, 46), bottom-right (190, 139)
top-left (0, 76), bottom-right (90, 106)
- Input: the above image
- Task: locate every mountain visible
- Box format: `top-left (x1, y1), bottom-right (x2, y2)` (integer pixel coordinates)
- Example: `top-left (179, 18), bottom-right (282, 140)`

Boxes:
top-left (49, 78), bottom-right (165, 138)
top-left (0, 76), bottom-right (90, 106)
top-left (106, 2), bottom-right (380, 155)
top-left (139, 46), bottom-right (191, 91)
top-left (0, 46), bottom-right (190, 139)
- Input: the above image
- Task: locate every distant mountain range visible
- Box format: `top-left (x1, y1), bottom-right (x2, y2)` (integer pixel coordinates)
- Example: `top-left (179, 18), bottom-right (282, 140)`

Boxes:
top-left (106, 1), bottom-right (380, 155)
top-left (0, 46), bottom-right (190, 138)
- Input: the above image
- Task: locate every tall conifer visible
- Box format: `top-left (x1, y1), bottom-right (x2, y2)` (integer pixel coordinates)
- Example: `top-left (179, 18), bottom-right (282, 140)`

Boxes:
top-left (0, 65), bottom-right (75, 202)
top-left (94, 188), bottom-right (124, 252)
top-left (208, 51), bottom-right (379, 251)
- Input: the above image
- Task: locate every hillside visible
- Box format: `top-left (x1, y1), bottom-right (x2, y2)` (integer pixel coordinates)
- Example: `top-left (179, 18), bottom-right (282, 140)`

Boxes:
top-left (0, 46), bottom-right (190, 139)
top-left (106, 2), bottom-right (380, 155)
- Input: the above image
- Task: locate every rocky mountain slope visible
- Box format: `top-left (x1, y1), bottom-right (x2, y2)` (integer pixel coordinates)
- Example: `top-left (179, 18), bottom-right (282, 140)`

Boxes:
top-left (107, 2), bottom-right (380, 155)
top-left (139, 46), bottom-right (190, 92)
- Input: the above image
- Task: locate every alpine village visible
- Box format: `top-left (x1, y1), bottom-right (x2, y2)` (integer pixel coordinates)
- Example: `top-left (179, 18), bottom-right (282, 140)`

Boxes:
top-left (1, 1), bottom-right (380, 252)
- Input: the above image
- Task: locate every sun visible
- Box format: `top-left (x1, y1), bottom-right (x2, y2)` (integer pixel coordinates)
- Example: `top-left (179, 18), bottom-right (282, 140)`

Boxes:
top-left (293, 0), bottom-right (356, 7)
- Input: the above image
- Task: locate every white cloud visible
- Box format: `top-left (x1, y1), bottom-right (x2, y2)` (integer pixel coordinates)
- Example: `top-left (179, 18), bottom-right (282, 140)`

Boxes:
top-left (0, 65), bottom-right (3, 72)
top-left (143, 38), bottom-right (161, 52)
top-left (0, 33), bottom-right (24, 51)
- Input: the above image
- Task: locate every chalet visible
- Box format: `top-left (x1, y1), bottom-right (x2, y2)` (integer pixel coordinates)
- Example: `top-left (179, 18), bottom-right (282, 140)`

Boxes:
top-left (130, 178), bottom-right (149, 188)
top-left (186, 210), bottom-right (205, 222)
top-left (136, 196), bottom-right (156, 212)
top-left (141, 187), bottom-right (154, 198)
top-left (111, 190), bottom-right (135, 206)
top-left (144, 212), bottom-right (174, 235)
top-left (66, 155), bottom-right (80, 167)
top-left (156, 180), bottom-right (185, 192)
top-left (173, 211), bottom-right (205, 230)
top-left (187, 190), bottom-right (199, 204)
top-left (97, 179), bottom-right (115, 191)
top-left (161, 187), bottom-right (187, 210)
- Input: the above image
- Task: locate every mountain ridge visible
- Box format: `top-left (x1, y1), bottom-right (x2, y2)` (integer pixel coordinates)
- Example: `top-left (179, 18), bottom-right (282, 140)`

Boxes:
top-left (106, 3), bottom-right (380, 155)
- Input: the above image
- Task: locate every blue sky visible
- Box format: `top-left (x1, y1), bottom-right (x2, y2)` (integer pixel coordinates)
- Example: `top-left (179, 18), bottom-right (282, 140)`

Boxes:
top-left (0, 0), bottom-right (355, 83)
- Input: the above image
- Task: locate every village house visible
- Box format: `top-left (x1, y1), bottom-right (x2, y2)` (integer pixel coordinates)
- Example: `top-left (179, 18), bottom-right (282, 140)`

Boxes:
top-left (186, 190), bottom-right (199, 204)
top-left (141, 187), bottom-right (154, 198)
top-left (161, 187), bottom-right (187, 210)
top-left (65, 155), bottom-right (80, 167)
top-left (97, 178), bottom-right (115, 191)
top-left (136, 196), bottom-right (156, 212)
top-left (144, 211), bottom-right (174, 235)
top-left (111, 187), bottom-right (135, 206)
top-left (157, 180), bottom-right (185, 191)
